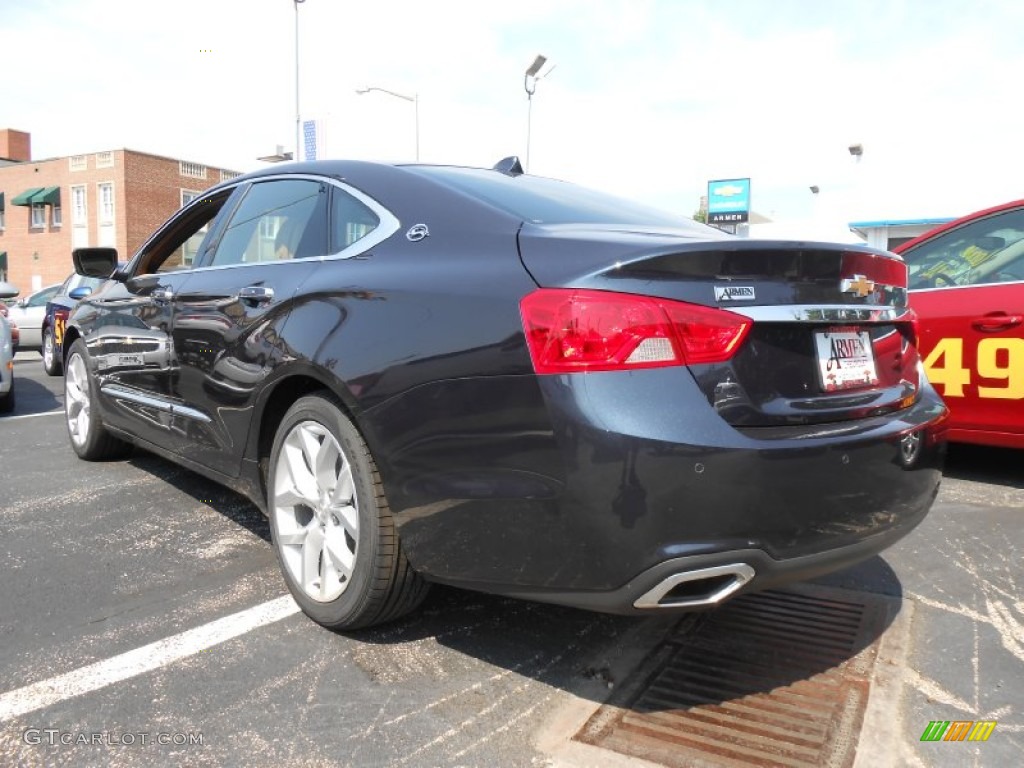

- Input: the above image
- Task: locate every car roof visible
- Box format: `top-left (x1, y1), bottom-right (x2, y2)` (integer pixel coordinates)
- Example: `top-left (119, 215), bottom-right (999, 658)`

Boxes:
top-left (894, 199), bottom-right (1024, 254)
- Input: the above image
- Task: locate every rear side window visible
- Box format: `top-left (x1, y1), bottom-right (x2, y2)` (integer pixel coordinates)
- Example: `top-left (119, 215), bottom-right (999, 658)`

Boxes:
top-left (411, 166), bottom-right (700, 229)
top-left (331, 189), bottom-right (380, 251)
top-left (904, 207), bottom-right (1024, 288)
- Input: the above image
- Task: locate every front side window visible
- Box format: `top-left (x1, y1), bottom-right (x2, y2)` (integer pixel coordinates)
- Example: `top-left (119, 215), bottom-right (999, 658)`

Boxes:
top-left (134, 189), bottom-right (235, 275)
top-left (208, 179), bottom-right (324, 267)
top-left (30, 203), bottom-right (46, 228)
top-left (904, 207), bottom-right (1024, 289)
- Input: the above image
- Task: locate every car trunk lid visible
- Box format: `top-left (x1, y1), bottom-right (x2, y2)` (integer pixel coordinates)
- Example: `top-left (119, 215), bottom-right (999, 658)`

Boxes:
top-left (517, 224), bottom-right (920, 427)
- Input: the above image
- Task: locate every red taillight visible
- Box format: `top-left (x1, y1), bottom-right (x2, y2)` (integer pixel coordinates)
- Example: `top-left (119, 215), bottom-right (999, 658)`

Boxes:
top-left (519, 289), bottom-right (751, 374)
top-left (841, 251), bottom-right (908, 289)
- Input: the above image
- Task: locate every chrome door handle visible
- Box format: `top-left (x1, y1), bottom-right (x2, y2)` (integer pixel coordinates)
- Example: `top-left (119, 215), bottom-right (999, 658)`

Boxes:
top-left (152, 287), bottom-right (175, 301)
top-left (971, 313), bottom-right (1023, 332)
top-left (238, 286), bottom-right (274, 303)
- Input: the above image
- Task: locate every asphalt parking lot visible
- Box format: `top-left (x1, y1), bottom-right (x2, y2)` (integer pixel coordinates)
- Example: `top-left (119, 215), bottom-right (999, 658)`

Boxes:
top-left (1, 349), bottom-right (1020, 767)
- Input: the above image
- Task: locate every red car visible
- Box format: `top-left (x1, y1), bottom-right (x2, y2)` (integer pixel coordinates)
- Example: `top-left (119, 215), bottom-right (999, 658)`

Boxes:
top-left (897, 200), bottom-right (1024, 449)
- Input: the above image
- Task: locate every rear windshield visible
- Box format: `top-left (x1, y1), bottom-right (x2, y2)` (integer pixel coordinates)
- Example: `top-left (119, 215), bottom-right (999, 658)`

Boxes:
top-left (411, 166), bottom-right (702, 230)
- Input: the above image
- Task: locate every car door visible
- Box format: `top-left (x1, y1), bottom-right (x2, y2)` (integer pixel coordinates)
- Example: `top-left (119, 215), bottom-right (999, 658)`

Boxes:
top-left (86, 186), bottom-right (240, 449)
top-left (904, 206), bottom-right (1024, 445)
top-left (166, 177), bottom-right (329, 475)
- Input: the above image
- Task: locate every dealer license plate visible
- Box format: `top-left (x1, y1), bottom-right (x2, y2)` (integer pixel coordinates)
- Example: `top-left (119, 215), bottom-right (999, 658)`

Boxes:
top-left (814, 328), bottom-right (878, 392)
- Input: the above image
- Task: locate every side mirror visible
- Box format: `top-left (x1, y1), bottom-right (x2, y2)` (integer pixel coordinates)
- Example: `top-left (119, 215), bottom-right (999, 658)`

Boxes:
top-left (73, 247), bottom-right (119, 278)
top-left (0, 281), bottom-right (18, 300)
top-left (69, 286), bottom-right (93, 301)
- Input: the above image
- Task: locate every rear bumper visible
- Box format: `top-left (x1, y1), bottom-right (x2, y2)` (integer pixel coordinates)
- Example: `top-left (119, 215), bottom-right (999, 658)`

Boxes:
top-left (487, 508), bottom-right (930, 615)
top-left (388, 367), bottom-right (946, 607)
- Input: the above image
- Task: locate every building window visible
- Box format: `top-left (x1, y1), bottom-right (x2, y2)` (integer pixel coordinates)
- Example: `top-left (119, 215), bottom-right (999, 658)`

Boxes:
top-left (52, 205), bottom-right (62, 227)
top-left (220, 170), bottom-right (240, 182)
top-left (179, 161), bottom-right (207, 179)
top-left (31, 203), bottom-right (46, 228)
top-left (0, 208), bottom-right (5, 230)
top-left (181, 189), bottom-right (201, 208)
top-left (69, 155), bottom-right (87, 171)
top-left (98, 183), bottom-right (115, 223)
top-left (95, 151), bottom-right (114, 168)
top-left (71, 185), bottom-right (87, 224)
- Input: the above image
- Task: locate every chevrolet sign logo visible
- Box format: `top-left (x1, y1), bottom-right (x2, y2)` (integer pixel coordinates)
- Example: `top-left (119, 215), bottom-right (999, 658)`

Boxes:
top-left (841, 274), bottom-right (875, 298)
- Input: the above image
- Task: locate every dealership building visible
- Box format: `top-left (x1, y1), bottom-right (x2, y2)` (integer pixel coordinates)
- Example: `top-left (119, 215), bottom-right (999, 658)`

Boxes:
top-left (0, 128), bottom-right (239, 293)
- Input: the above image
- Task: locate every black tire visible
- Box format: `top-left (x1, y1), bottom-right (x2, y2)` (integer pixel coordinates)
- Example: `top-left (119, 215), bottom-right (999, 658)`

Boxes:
top-left (42, 326), bottom-right (63, 376)
top-left (64, 339), bottom-right (130, 460)
top-left (0, 380), bottom-right (14, 414)
top-left (268, 393), bottom-right (428, 630)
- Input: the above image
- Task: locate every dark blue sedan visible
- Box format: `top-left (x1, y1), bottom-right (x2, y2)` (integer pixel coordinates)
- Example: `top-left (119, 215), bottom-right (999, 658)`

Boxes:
top-left (59, 158), bottom-right (947, 630)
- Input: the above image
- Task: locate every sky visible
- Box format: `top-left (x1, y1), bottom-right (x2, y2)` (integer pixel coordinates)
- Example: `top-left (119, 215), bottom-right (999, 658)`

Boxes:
top-left (4, 0), bottom-right (1023, 229)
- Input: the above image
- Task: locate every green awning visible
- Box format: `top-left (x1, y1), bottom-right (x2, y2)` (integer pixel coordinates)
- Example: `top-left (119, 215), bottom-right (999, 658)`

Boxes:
top-left (11, 187), bottom-right (43, 206)
top-left (31, 186), bottom-right (61, 205)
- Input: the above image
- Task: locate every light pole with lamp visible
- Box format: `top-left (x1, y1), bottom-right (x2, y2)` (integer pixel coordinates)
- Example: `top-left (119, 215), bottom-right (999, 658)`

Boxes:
top-left (355, 87), bottom-right (419, 161)
top-left (523, 54), bottom-right (549, 171)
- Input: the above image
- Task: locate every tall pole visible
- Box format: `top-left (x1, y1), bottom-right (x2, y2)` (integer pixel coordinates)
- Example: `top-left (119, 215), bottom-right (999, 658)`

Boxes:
top-left (294, 0), bottom-right (305, 160)
top-left (414, 94), bottom-right (420, 161)
top-left (523, 55), bottom-right (546, 173)
top-left (525, 90), bottom-right (533, 171)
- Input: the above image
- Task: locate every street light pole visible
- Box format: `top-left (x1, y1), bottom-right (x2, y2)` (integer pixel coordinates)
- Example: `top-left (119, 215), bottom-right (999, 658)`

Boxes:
top-left (523, 55), bottom-right (547, 172)
top-left (355, 86), bottom-right (419, 161)
top-left (294, 0), bottom-right (306, 160)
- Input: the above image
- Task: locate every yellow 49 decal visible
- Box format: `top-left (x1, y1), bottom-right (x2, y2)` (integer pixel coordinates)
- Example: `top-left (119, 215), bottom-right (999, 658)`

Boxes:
top-left (53, 315), bottom-right (66, 347)
top-left (923, 337), bottom-right (1024, 399)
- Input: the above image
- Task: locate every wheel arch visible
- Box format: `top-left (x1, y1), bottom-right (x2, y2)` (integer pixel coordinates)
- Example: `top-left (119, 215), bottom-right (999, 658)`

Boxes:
top-left (248, 365), bottom-right (363, 504)
top-left (62, 325), bottom-right (83, 363)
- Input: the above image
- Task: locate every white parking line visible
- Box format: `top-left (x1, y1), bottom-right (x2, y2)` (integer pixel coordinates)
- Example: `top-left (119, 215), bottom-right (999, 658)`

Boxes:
top-left (0, 595), bottom-right (300, 722)
top-left (3, 409), bottom-right (64, 421)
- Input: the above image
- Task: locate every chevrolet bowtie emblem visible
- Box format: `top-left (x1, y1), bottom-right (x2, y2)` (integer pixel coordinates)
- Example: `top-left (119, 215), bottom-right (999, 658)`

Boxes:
top-left (841, 274), bottom-right (875, 298)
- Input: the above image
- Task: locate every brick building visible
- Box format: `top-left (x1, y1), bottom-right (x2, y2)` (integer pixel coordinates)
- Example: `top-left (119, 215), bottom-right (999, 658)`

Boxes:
top-left (0, 128), bottom-right (240, 293)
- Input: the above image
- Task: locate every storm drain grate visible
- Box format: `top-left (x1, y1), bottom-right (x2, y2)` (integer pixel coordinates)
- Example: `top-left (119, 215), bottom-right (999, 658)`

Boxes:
top-left (575, 584), bottom-right (892, 767)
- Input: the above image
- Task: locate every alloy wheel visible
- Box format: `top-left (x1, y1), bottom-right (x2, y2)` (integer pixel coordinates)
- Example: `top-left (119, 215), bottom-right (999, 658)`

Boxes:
top-left (65, 353), bottom-right (91, 448)
top-left (272, 421), bottom-right (358, 603)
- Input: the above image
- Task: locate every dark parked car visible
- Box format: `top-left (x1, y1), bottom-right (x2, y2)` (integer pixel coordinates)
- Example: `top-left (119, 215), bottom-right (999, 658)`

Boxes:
top-left (896, 199), bottom-right (1024, 449)
top-left (61, 159), bottom-right (948, 630)
top-left (42, 273), bottom-right (103, 375)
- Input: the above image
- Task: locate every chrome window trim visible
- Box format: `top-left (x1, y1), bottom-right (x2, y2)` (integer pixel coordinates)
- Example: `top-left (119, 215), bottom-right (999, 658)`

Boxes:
top-left (910, 277), bottom-right (1024, 293)
top-left (732, 305), bottom-right (909, 323)
top-left (185, 174), bottom-right (400, 275)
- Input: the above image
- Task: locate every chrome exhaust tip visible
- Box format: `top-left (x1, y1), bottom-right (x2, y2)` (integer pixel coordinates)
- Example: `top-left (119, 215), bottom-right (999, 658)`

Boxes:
top-left (633, 563), bottom-right (755, 609)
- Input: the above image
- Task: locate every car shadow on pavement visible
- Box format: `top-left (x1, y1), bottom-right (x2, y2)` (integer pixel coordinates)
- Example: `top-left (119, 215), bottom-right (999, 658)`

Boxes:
top-left (126, 450), bottom-right (271, 543)
top-left (5, 374), bottom-right (62, 416)
top-left (344, 556), bottom-right (904, 710)
top-left (121, 448), bottom-right (906, 714)
top-left (942, 443), bottom-right (1024, 489)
